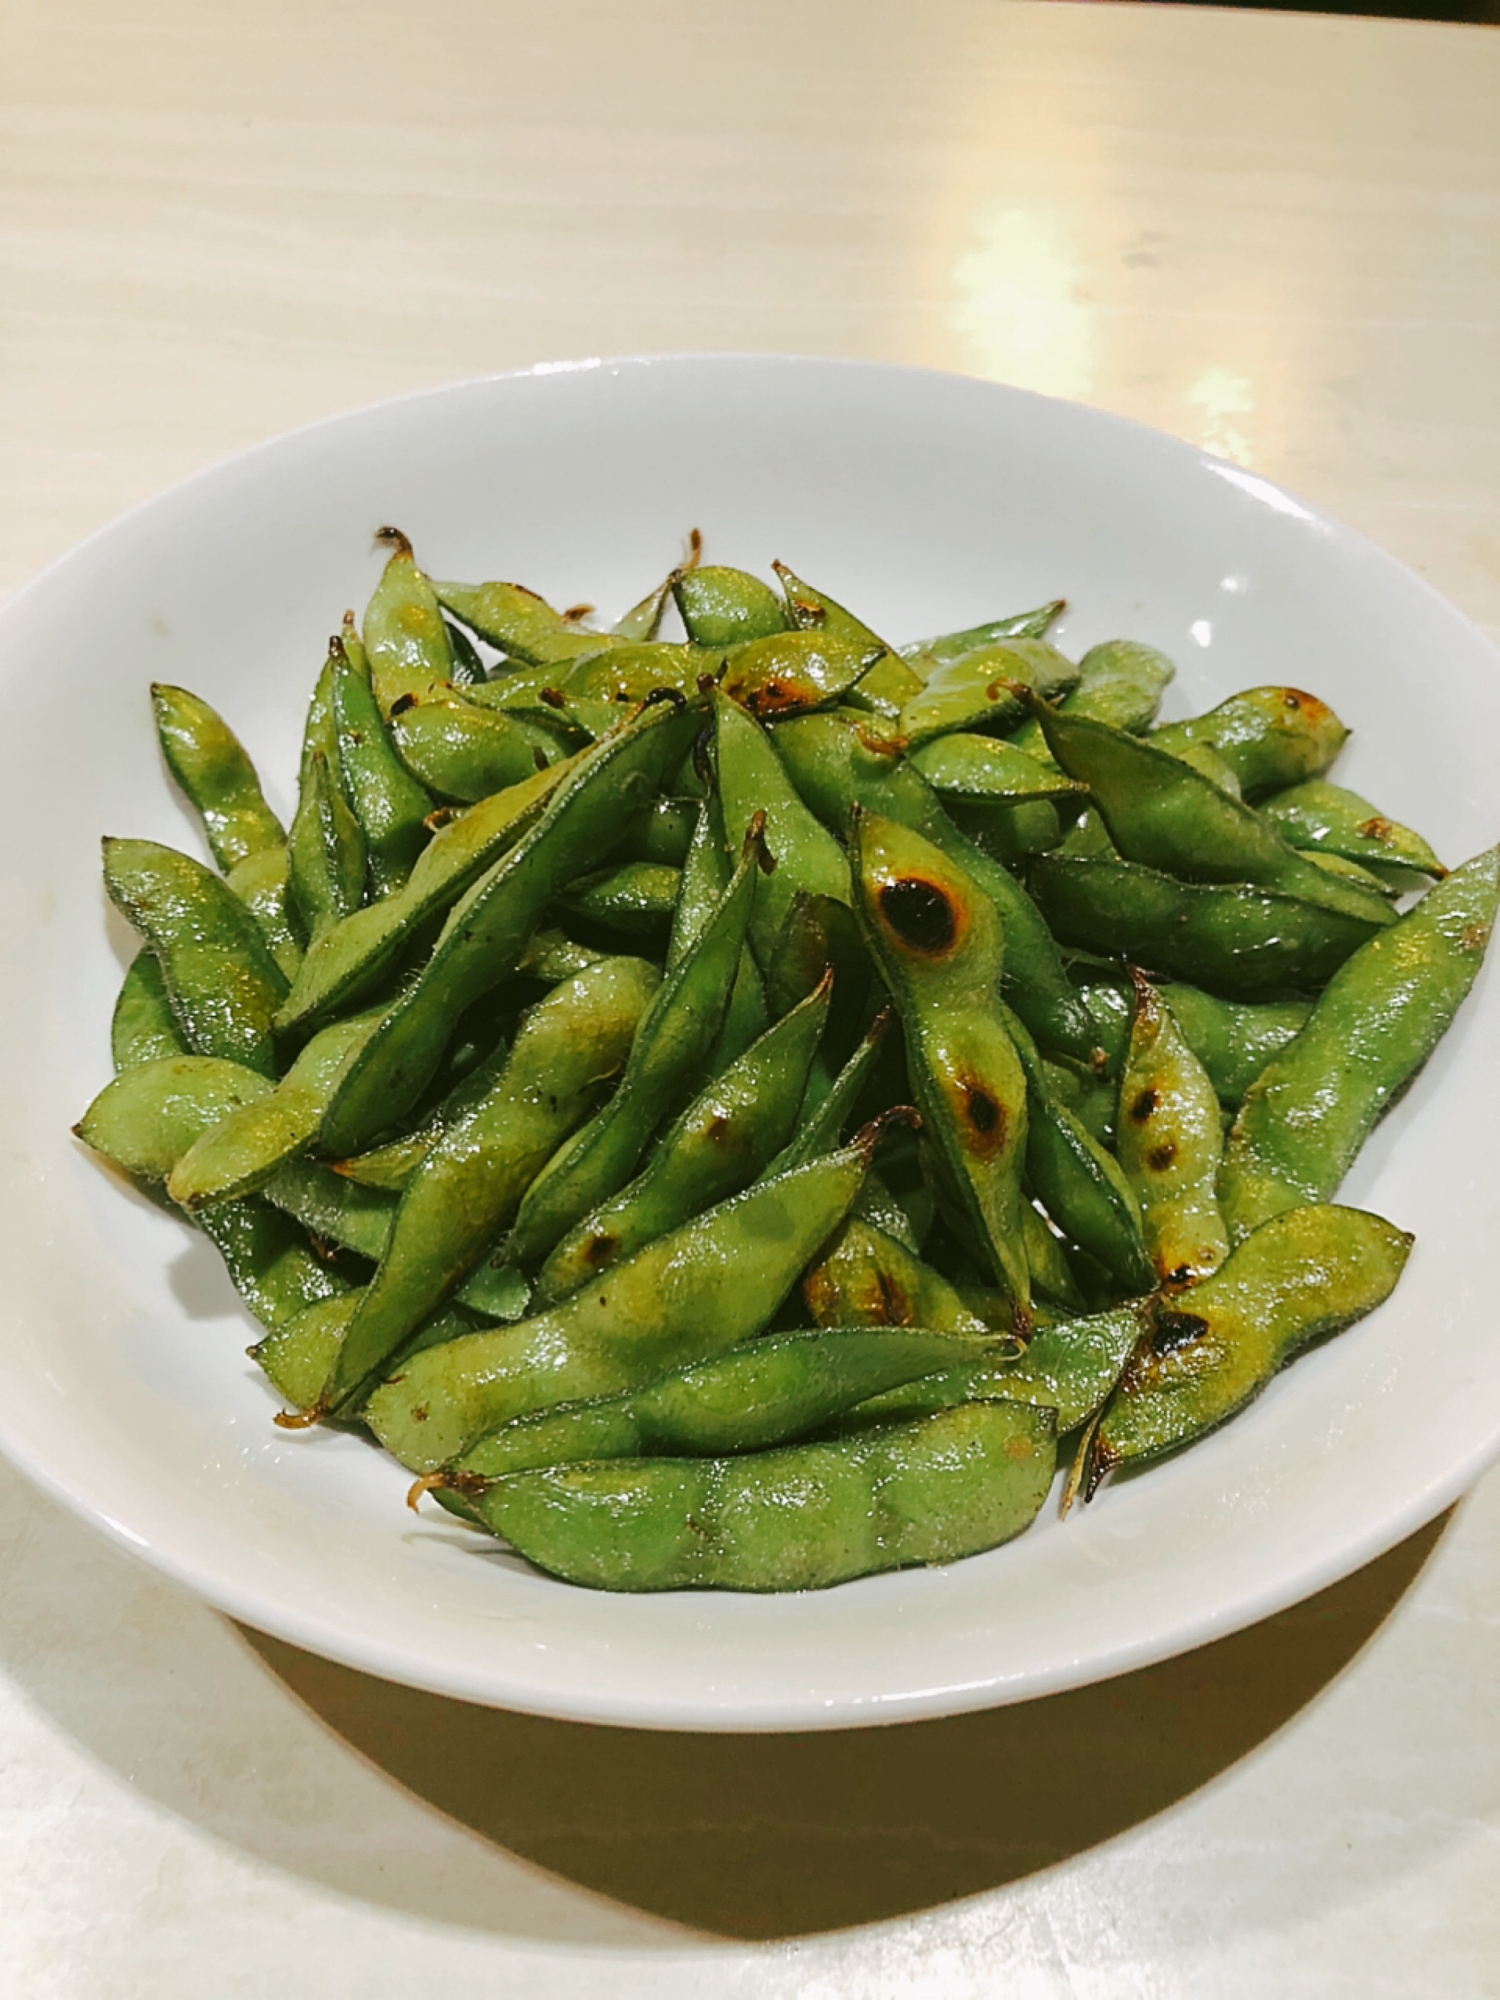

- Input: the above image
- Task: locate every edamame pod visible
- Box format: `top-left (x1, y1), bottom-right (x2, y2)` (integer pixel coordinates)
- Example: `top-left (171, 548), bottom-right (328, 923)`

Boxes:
top-left (1089, 1205), bottom-right (1413, 1485)
top-left (1152, 687), bottom-right (1348, 799)
top-left (555, 860), bottom-right (681, 938)
top-left (1072, 971), bottom-right (1312, 1104)
top-left (457, 1399), bottom-right (1055, 1592)
top-left (719, 631), bottom-right (883, 718)
top-left (503, 825), bottom-right (763, 1269)
top-left (279, 755), bottom-right (571, 1031)
top-left (362, 528), bottom-right (457, 716)
top-left (909, 734), bottom-right (1087, 805)
top-left (1218, 846), bottom-right (1499, 1239)
top-left (1025, 700), bottom-right (1394, 927)
top-left (436, 577), bottom-right (624, 669)
top-left (389, 698), bottom-right (563, 802)
top-left (533, 970), bottom-right (831, 1305)
top-left (759, 1008), bottom-right (891, 1180)
top-left (1004, 1004), bottom-right (1153, 1294)
top-left (151, 683), bottom-right (285, 872)
top-left (330, 639), bottom-right (433, 898)
top-left (318, 698), bottom-right (698, 1153)
top-left (802, 1216), bottom-right (987, 1332)
top-left (448, 1326), bottom-right (992, 1479)
top-left (771, 561), bottom-right (923, 718)
top-left (110, 953), bottom-right (188, 1071)
top-left (1258, 779), bottom-right (1446, 880)
top-left (1116, 975), bottom-right (1230, 1282)
top-left (167, 1008), bottom-right (386, 1210)
top-left (899, 640), bottom-right (1080, 745)
top-left (287, 750), bottom-right (367, 943)
top-left (323, 954), bottom-right (660, 1412)
top-left (255, 1294), bottom-right (482, 1412)
top-left (898, 599), bottom-right (1066, 672)
top-left (103, 837), bottom-right (288, 1077)
top-left (1029, 855), bottom-right (1388, 993)
top-left (225, 843), bottom-right (305, 981)
top-left (673, 564), bottom-right (788, 646)
top-left (851, 812), bottom-right (1032, 1319)
top-left (76, 1054), bottom-right (272, 1180)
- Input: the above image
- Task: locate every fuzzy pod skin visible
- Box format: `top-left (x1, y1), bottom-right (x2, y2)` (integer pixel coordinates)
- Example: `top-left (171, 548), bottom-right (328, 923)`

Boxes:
top-left (225, 843), bottom-right (305, 982)
top-left (1150, 686), bottom-right (1348, 800)
top-left (801, 1216), bottom-right (988, 1333)
top-left (150, 683), bottom-right (286, 874)
top-left (102, 837), bottom-right (289, 1077)
top-left (322, 954), bottom-right (661, 1413)
top-left (364, 1138), bottom-right (878, 1472)
top-left (460, 1399), bottom-right (1056, 1593)
top-left (361, 529), bottom-right (459, 716)
top-left (533, 970), bottom-right (831, 1306)
top-left (1116, 976), bottom-right (1230, 1283)
top-left (111, 953), bottom-right (189, 1072)
top-left (1090, 1205), bottom-right (1413, 1484)
top-left (1029, 855), bottom-right (1388, 995)
top-left (316, 697), bottom-right (700, 1156)
top-left (329, 640), bottom-right (434, 898)
top-left (279, 755), bottom-right (571, 1032)
top-left (1258, 779), bottom-right (1446, 880)
top-left (449, 1326), bottom-right (994, 1480)
top-left (673, 564), bottom-right (789, 647)
top-left (1026, 701), bottom-right (1394, 929)
top-left (839, 1301), bottom-right (1143, 1434)
top-left (1218, 846), bottom-right (1499, 1241)
top-left (502, 825), bottom-right (762, 1271)
top-left (555, 861), bottom-right (681, 939)
top-left (770, 706), bottom-right (1099, 1064)
top-left (850, 811), bottom-right (1032, 1320)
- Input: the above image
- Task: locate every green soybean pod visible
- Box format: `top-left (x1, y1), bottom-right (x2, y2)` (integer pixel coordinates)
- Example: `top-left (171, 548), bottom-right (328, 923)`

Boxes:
top-left (1072, 971), bottom-right (1312, 1105)
top-left (532, 970), bottom-right (832, 1306)
top-left (850, 811), bottom-right (1032, 1320)
top-left (448, 1327), bottom-right (994, 1480)
top-left (76, 1054), bottom-right (273, 1180)
top-left (437, 577), bottom-right (625, 670)
top-left (841, 1301), bottom-right (1142, 1434)
top-left (909, 734), bottom-right (1087, 806)
top-left (225, 843), bottom-right (306, 982)
top-left (318, 697), bottom-right (699, 1156)
top-left (801, 1216), bottom-right (988, 1333)
top-left (673, 564), bottom-right (789, 646)
top-left (111, 953), bottom-right (189, 1072)
top-left (102, 837), bottom-right (288, 1077)
top-left (151, 683), bottom-right (285, 873)
top-left (362, 528), bottom-right (458, 716)
top-left (1026, 700), bottom-right (1394, 928)
top-left (1218, 846), bottom-right (1499, 1241)
top-left (899, 638), bottom-right (1081, 744)
top-left (255, 1294), bottom-right (483, 1413)
top-left (166, 1007), bottom-right (386, 1211)
top-left (322, 953), bottom-right (661, 1413)
top-left (458, 1399), bottom-right (1056, 1592)
top-left (556, 861), bottom-right (682, 939)
top-left (561, 641), bottom-right (716, 704)
top-left (1258, 779), bottom-right (1446, 881)
top-left (279, 755), bottom-right (572, 1032)
top-left (503, 825), bottom-right (763, 1271)
top-left (769, 560), bottom-right (922, 718)
top-left (898, 599), bottom-right (1066, 672)
top-left (364, 1136), bottom-right (878, 1472)
top-left (1151, 687), bottom-right (1349, 800)
top-left (759, 1008), bottom-right (892, 1181)
top-left (719, 632), bottom-right (885, 719)
top-left (1115, 974), bottom-right (1230, 1283)
top-left (1028, 855), bottom-right (1387, 994)
top-left (330, 639), bottom-right (433, 899)
top-left (287, 749), bottom-right (367, 943)
top-left (1089, 1205), bottom-right (1413, 1487)
top-left (389, 698), bottom-right (564, 802)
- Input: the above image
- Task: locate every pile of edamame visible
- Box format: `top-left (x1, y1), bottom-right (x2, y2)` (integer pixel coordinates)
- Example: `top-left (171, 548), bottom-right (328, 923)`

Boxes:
top-left (78, 530), bottom-right (1497, 1591)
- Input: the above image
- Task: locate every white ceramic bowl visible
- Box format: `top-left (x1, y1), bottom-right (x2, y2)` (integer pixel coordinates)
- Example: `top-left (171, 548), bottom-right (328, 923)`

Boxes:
top-left (2, 357), bottom-right (1497, 1730)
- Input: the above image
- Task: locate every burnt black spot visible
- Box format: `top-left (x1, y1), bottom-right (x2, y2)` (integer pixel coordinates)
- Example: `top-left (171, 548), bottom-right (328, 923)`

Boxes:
top-left (389, 693), bottom-right (417, 718)
top-left (875, 1269), bottom-right (911, 1326)
top-left (584, 1234), bottom-right (617, 1266)
top-left (1152, 1310), bottom-right (1208, 1356)
top-left (1283, 690), bottom-right (1302, 710)
top-left (411, 1405), bottom-right (429, 1423)
top-left (879, 876), bottom-right (957, 954)
top-left (1146, 1140), bottom-right (1177, 1172)
top-left (966, 1087), bottom-right (1000, 1134)
top-left (705, 1114), bottom-right (731, 1143)
top-left (1129, 1087), bottom-right (1158, 1124)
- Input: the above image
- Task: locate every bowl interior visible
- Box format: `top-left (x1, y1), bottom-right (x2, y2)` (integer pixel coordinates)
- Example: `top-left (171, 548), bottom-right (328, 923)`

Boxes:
top-left (2, 356), bottom-right (1497, 1728)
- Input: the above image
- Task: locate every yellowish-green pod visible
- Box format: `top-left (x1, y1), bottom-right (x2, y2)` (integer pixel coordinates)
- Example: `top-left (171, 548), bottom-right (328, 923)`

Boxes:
top-left (1116, 975), bottom-right (1230, 1284)
top-left (362, 528), bottom-right (458, 716)
top-left (801, 1215), bottom-right (987, 1333)
top-left (151, 682), bottom-right (285, 873)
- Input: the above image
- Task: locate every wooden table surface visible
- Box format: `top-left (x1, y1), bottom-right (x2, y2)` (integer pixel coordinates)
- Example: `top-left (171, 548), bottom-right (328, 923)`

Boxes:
top-left (3, 3), bottom-right (1498, 1992)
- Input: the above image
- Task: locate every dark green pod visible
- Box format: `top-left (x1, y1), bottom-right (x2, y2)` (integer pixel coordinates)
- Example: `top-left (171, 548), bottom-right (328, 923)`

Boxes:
top-left (286, 749), bottom-right (367, 943)
top-left (110, 953), bottom-right (189, 1072)
top-left (555, 861), bottom-right (681, 938)
top-left (330, 641), bottom-right (433, 899)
